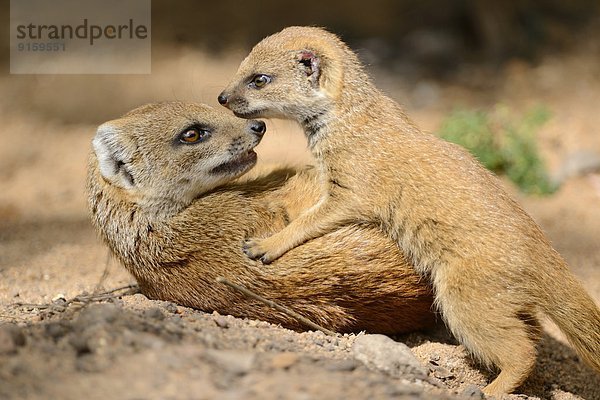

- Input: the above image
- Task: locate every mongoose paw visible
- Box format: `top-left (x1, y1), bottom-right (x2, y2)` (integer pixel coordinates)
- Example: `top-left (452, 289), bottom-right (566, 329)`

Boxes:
top-left (242, 238), bottom-right (281, 264)
top-left (242, 238), bottom-right (270, 262)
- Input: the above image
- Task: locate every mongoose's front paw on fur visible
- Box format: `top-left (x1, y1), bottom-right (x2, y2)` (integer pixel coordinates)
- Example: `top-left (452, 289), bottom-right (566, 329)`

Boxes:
top-left (242, 238), bottom-right (265, 260)
top-left (242, 237), bottom-right (285, 264)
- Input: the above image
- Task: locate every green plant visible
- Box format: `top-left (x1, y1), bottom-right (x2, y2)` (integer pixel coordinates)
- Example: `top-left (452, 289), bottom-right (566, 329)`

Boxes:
top-left (437, 105), bottom-right (557, 195)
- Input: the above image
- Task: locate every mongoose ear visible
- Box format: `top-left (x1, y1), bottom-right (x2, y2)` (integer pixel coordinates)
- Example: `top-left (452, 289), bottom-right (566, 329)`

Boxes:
top-left (298, 50), bottom-right (320, 79)
top-left (298, 49), bottom-right (343, 98)
top-left (92, 123), bottom-right (136, 189)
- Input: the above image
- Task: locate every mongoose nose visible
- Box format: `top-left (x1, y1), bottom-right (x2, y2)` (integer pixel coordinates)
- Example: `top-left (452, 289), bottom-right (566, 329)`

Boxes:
top-left (217, 92), bottom-right (228, 106)
top-left (249, 120), bottom-right (266, 136)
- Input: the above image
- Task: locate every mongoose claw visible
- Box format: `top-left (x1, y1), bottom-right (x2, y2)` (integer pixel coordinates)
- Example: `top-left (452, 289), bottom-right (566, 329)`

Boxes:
top-left (242, 238), bottom-right (278, 264)
top-left (242, 238), bottom-right (267, 261)
top-left (259, 255), bottom-right (273, 264)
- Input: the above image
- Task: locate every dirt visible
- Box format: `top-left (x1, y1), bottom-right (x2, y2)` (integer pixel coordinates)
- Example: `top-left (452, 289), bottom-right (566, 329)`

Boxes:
top-left (1, 37), bottom-right (600, 399)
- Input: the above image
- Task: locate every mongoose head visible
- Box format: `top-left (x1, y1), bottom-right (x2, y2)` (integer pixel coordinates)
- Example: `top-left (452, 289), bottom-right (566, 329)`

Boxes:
top-left (91, 102), bottom-right (265, 208)
top-left (218, 26), bottom-right (364, 123)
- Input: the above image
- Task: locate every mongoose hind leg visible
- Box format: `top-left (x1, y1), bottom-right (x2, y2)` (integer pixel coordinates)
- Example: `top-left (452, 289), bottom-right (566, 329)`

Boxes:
top-left (455, 311), bottom-right (538, 396)
top-left (483, 360), bottom-right (536, 397)
top-left (435, 271), bottom-right (540, 396)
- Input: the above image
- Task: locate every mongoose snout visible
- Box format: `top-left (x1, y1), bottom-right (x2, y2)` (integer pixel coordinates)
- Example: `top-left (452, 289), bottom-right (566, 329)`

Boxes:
top-left (219, 90), bottom-right (263, 119)
top-left (217, 92), bottom-right (228, 105)
top-left (213, 119), bottom-right (264, 176)
top-left (248, 119), bottom-right (266, 136)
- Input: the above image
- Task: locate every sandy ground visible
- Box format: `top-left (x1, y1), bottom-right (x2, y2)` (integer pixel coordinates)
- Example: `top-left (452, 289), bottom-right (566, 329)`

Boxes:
top-left (1, 41), bottom-right (600, 399)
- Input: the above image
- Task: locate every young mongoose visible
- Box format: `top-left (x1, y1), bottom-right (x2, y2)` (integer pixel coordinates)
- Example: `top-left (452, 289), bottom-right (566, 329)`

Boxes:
top-left (87, 101), bottom-right (435, 334)
top-left (218, 27), bottom-right (600, 395)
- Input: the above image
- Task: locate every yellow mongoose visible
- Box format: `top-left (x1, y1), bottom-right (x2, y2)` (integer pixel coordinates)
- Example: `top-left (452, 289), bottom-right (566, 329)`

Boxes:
top-left (218, 27), bottom-right (600, 395)
top-left (86, 101), bottom-right (435, 334)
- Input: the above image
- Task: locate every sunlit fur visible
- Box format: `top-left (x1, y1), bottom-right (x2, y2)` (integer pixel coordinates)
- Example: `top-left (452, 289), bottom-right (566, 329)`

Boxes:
top-left (220, 26), bottom-right (600, 396)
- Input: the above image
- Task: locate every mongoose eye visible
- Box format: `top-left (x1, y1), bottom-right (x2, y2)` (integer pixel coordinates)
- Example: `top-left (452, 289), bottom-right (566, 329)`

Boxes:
top-left (179, 127), bottom-right (209, 144)
top-left (251, 74), bottom-right (271, 88)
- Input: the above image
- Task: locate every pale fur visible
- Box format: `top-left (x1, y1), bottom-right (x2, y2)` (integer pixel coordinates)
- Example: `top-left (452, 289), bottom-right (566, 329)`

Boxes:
top-left (86, 101), bottom-right (435, 334)
top-left (219, 26), bottom-right (600, 395)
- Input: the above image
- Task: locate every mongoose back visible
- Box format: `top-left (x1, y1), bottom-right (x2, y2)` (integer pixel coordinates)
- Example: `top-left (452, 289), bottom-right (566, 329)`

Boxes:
top-left (218, 27), bottom-right (600, 395)
top-left (87, 101), bottom-right (435, 334)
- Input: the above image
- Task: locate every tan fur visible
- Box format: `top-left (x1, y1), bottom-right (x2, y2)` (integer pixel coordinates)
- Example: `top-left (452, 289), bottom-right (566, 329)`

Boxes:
top-left (86, 101), bottom-right (435, 334)
top-left (219, 26), bottom-right (600, 395)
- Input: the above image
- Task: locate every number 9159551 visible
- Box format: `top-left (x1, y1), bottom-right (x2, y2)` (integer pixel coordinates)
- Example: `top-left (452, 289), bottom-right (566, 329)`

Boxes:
top-left (17, 42), bottom-right (65, 51)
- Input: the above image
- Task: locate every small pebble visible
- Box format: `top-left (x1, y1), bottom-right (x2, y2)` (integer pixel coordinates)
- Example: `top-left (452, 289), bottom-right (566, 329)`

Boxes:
top-left (52, 294), bottom-right (66, 302)
top-left (130, 293), bottom-right (149, 302)
top-left (353, 334), bottom-right (427, 378)
top-left (204, 349), bottom-right (255, 376)
top-left (461, 384), bottom-right (485, 399)
top-left (430, 364), bottom-right (455, 380)
top-left (213, 315), bottom-right (230, 329)
top-left (163, 303), bottom-right (178, 313)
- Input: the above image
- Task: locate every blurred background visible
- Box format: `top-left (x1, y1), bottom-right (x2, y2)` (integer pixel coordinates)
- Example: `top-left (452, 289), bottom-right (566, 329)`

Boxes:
top-left (1, 0), bottom-right (600, 304)
top-left (1, 0), bottom-right (600, 122)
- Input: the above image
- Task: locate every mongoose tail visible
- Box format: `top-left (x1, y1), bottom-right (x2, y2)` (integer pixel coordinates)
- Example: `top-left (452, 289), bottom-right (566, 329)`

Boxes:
top-left (544, 266), bottom-right (600, 373)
